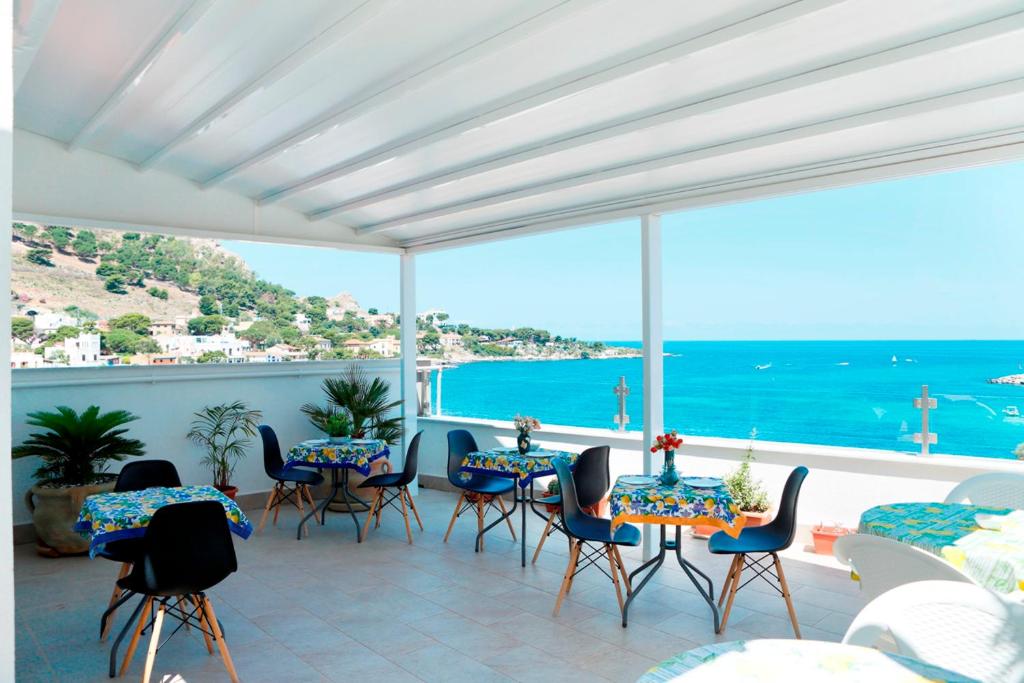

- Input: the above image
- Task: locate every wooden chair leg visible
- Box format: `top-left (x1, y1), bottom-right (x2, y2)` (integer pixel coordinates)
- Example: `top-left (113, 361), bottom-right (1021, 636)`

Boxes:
top-left (606, 544), bottom-right (625, 616)
top-left (477, 497), bottom-right (485, 551)
top-left (302, 485), bottom-right (321, 524)
top-left (443, 492), bottom-right (465, 543)
top-left (720, 554), bottom-right (744, 632)
top-left (141, 601), bottom-right (166, 683)
top-left (191, 595), bottom-right (214, 654)
top-left (553, 540), bottom-right (581, 616)
top-left (361, 489), bottom-right (381, 540)
top-left (272, 483), bottom-right (283, 527)
top-left (531, 510), bottom-right (557, 564)
top-left (495, 494), bottom-right (516, 540)
top-left (257, 485), bottom-right (279, 533)
top-left (203, 597), bottom-right (240, 683)
top-left (405, 488), bottom-right (424, 530)
top-left (100, 561), bottom-right (132, 641)
top-left (398, 487), bottom-right (414, 544)
top-left (612, 546), bottom-right (632, 594)
top-left (719, 555), bottom-right (741, 607)
top-left (773, 553), bottom-right (802, 639)
top-left (119, 596), bottom-right (153, 677)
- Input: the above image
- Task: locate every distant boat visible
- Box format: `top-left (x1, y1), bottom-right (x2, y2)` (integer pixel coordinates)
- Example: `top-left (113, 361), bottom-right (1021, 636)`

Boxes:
top-left (891, 355), bottom-right (898, 364)
top-left (837, 361), bottom-right (849, 366)
top-left (754, 363), bottom-right (772, 371)
top-left (1004, 406), bottom-right (1020, 418)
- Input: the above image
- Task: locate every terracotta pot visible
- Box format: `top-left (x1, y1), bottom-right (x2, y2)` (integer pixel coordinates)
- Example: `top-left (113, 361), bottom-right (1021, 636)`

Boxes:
top-left (811, 525), bottom-right (855, 555)
top-left (25, 480), bottom-right (116, 556)
top-left (216, 485), bottom-right (238, 500)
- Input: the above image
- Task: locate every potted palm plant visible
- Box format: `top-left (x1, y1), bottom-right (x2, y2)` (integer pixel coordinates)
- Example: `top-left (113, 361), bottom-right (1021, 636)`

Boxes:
top-left (187, 401), bottom-right (262, 500)
top-left (14, 405), bottom-right (145, 556)
top-left (694, 429), bottom-right (770, 538)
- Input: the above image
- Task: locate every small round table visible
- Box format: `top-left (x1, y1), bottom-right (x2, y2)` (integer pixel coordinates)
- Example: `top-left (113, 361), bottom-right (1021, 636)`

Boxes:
top-left (637, 639), bottom-right (977, 682)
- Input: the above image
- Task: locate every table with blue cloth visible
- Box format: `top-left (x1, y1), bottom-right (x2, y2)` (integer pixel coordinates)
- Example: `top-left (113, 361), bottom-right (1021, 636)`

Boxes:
top-left (461, 446), bottom-right (579, 566)
top-left (286, 437), bottom-right (390, 542)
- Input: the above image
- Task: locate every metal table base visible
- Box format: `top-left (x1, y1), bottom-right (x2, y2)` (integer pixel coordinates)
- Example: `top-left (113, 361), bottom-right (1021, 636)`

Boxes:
top-left (297, 468), bottom-right (372, 542)
top-left (474, 480), bottom-right (554, 566)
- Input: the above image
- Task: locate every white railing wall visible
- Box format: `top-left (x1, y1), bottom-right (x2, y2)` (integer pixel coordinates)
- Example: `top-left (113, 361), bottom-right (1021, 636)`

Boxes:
top-left (417, 415), bottom-right (1024, 540)
top-left (10, 360), bottom-right (400, 526)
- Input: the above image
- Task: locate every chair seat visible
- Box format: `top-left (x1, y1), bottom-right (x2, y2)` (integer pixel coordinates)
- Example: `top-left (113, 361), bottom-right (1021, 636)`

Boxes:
top-left (572, 515), bottom-right (641, 546)
top-left (707, 524), bottom-right (789, 555)
top-left (97, 538), bottom-right (143, 564)
top-left (269, 466), bottom-right (324, 486)
top-left (458, 474), bottom-right (516, 496)
top-left (358, 471), bottom-right (405, 488)
top-left (539, 494), bottom-right (561, 505)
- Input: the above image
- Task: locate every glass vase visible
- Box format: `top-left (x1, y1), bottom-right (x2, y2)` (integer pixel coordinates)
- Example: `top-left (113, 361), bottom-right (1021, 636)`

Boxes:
top-left (659, 450), bottom-right (679, 486)
top-left (517, 431), bottom-right (531, 456)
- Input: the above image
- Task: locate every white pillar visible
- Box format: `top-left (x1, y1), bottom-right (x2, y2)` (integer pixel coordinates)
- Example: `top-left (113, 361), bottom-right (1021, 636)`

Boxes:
top-left (0, 1), bottom-right (15, 675)
top-left (641, 214), bottom-right (664, 560)
top-left (435, 366), bottom-right (443, 416)
top-left (399, 252), bottom-right (418, 492)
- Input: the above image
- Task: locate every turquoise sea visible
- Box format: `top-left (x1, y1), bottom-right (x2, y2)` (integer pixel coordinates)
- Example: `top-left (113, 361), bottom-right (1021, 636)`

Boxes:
top-left (437, 341), bottom-right (1024, 460)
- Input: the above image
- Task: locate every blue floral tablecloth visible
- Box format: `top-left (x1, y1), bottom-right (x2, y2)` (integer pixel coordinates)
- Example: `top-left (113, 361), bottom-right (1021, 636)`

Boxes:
top-left (637, 639), bottom-right (978, 682)
top-left (74, 485), bottom-right (252, 557)
top-left (610, 476), bottom-right (745, 538)
top-left (460, 447), bottom-right (579, 488)
top-left (285, 438), bottom-right (390, 475)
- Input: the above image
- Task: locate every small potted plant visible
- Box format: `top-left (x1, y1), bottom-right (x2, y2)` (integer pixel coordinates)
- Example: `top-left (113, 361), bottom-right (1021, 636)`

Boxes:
top-left (14, 405), bottom-right (145, 556)
top-left (811, 523), bottom-right (855, 554)
top-left (694, 429), bottom-right (770, 538)
top-left (513, 414), bottom-right (541, 455)
top-left (187, 400), bottom-right (262, 500)
top-left (323, 413), bottom-right (352, 444)
top-left (539, 478), bottom-right (561, 512)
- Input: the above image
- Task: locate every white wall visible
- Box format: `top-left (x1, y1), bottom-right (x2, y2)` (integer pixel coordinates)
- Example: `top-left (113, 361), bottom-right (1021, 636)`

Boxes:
top-left (417, 415), bottom-right (1024, 539)
top-left (11, 360), bottom-right (400, 526)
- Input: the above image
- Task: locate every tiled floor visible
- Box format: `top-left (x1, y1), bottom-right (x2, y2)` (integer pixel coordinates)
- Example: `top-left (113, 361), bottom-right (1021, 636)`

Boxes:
top-left (15, 488), bottom-right (865, 682)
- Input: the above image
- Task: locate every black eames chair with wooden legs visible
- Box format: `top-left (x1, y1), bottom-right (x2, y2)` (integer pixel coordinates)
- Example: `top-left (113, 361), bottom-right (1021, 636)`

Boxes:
top-left (709, 466), bottom-right (809, 638)
top-left (443, 429), bottom-right (516, 550)
top-left (551, 457), bottom-right (640, 619)
top-left (358, 431), bottom-right (424, 543)
top-left (532, 445), bottom-right (610, 563)
top-left (110, 501), bottom-right (239, 683)
top-left (256, 424), bottom-right (324, 536)
top-left (98, 460), bottom-right (182, 641)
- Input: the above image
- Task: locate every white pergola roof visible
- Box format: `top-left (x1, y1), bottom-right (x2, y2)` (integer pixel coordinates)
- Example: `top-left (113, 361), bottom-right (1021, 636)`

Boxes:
top-left (12, 0), bottom-right (1024, 252)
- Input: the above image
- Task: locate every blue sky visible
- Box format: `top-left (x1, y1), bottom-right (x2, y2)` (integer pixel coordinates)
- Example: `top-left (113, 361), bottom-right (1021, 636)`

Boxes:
top-left (224, 159), bottom-right (1024, 341)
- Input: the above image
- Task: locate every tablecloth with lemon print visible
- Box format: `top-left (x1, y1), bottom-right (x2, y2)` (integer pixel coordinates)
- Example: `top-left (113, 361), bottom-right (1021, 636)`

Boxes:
top-left (285, 438), bottom-right (390, 475)
top-left (859, 502), bottom-right (1022, 594)
top-left (461, 448), bottom-right (579, 488)
top-left (75, 485), bottom-right (253, 558)
top-left (609, 476), bottom-right (746, 538)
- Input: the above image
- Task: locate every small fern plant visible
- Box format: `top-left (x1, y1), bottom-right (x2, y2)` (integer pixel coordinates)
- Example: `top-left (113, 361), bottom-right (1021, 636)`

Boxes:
top-left (725, 428), bottom-right (770, 512)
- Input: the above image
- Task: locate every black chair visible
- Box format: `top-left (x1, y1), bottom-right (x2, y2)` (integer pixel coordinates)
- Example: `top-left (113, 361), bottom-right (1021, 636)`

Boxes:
top-left (442, 429), bottom-right (516, 549)
top-left (110, 501), bottom-right (239, 682)
top-left (98, 460), bottom-right (182, 641)
top-left (551, 457), bottom-right (640, 618)
top-left (532, 445), bottom-right (610, 563)
top-left (708, 465), bottom-right (809, 637)
top-left (358, 431), bottom-right (424, 543)
top-left (256, 424), bottom-right (325, 536)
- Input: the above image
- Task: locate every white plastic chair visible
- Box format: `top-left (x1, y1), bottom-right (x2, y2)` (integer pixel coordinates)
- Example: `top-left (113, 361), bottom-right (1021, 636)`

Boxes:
top-left (833, 533), bottom-right (973, 602)
top-left (944, 472), bottom-right (1024, 509)
top-left (843, 580), bottom-right (1024, 683)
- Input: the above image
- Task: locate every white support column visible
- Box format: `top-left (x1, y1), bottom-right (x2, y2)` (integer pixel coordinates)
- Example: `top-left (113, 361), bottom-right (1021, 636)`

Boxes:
top-left (640, 214), bottom-right (664, 560)
top-left (0, 2), bottom-right (15, 676)
top-left (399, 252), bottom-right (418, 492)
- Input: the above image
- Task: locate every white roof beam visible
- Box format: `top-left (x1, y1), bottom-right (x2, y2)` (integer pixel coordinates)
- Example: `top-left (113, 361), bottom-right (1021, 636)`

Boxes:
top-left (257, 0), bottom-right (841, 206)
top-left (66, 0), bottom-right (217, 150)
top-left (137, 0), bottom-right (396, 171)
top-left (310, 10), bottom-right (1024, 222)
top-left (200, 0), bottom-right (597, 188)
top-left (361, 77), bottom-right (1024, 234)
top-left (13, 0), bottom-right (62, 95)
top-left (400, 126), bottom-right (1024, 251)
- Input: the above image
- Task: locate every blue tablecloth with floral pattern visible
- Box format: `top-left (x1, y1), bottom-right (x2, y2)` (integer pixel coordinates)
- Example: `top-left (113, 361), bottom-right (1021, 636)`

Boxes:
top-left (285, 438), bottom-right (390, 475)
top-left (610, 475), bottom-right (746, 538)
top-left (74, 485), bottom-right (252, 557)
top-left (460, 447), bottom-right (579, 488)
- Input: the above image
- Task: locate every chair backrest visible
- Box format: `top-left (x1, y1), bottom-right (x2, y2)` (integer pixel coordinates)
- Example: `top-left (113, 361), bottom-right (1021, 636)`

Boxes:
top-left (944, 472), bottom-right (1024, 509)
top-left (447, 430), bottom-right (478, 486)
top-left (833, 533), bottom-right (974, 602)
top-left (843, 580), bottom-right (1024, 683)
top-left (258, 424), bottom-right (284, 474)
top-left (553, 457), bottom-right (593, 539)
top-left (761, 465), bottom-right (808, 549)
top-left (395, 431), bottom-right (423, 486)
top-left (129, 501), bottom-right (237, 596)
top-left (574, 446), bottom-right (610, 509)
top-left (115, 460), bottom-right (181, 492)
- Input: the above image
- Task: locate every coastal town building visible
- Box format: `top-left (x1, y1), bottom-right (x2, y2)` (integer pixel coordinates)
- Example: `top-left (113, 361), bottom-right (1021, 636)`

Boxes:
top-left (439, 332), bottom-right (463, 349)
top-left (154, 333), bottom-right (250, 361)
top-left (29, 309), bottom-right (78, 333)
top-left (60, 332), bottom-right (100, 366)
top-left (146, 320), bottom-right (176, 337)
